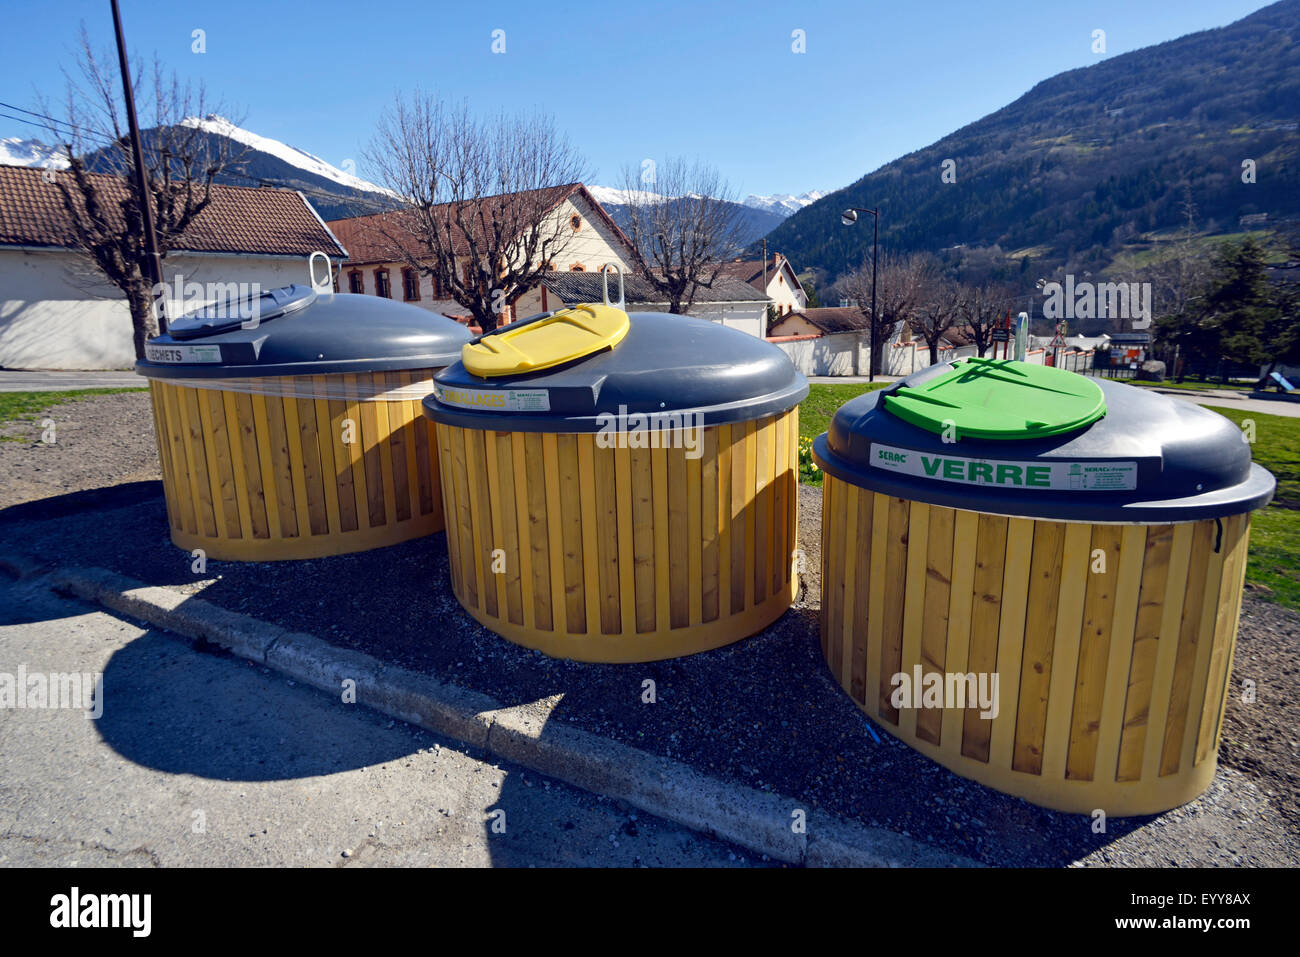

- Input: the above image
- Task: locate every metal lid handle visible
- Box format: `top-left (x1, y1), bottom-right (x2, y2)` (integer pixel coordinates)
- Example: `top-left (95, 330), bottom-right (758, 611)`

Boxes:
top-left (601, 262), bottom-right (626, 309)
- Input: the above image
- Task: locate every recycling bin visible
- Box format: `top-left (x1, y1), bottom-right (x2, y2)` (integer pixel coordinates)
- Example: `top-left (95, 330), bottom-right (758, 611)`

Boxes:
top-left (136, 285), bottom-right (472, 561)
top-left (422, 302), bottom-right (809, 663)
top-left (813, 357), bottom-right (1275, 815)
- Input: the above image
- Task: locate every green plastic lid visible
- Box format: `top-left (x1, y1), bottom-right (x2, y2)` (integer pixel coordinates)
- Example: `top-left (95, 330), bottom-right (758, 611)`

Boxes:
top-left (882, 357), bottom-right (1106, 440)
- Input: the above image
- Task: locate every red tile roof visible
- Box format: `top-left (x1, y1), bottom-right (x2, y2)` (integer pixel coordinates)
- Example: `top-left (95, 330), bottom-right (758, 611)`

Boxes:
top-left (716, 255), bottom-right (804, 295)
top-left (0, 163), bottom-right (345, 258)
top-left (326, 183), bottom-right (634, 266)
top-left (771, 307), bottom-right (870, 335)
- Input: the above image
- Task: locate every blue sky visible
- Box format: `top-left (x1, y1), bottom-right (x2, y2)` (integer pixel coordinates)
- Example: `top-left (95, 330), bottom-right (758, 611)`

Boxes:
top-left (0, 0), bottom-right (1279, 197)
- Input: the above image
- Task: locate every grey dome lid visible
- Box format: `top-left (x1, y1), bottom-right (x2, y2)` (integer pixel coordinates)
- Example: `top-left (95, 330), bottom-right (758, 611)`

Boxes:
top-left (134, 289), bottom-right (473, 379)
top-left (813, 362), bottom-right (1275, 523)
top-left (422, 311), bottom-right (809, 432)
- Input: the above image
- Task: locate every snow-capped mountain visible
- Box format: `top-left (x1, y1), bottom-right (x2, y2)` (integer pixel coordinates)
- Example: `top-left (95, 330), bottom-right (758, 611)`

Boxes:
top-left (0, 137), bottom-right (68, 169)
top-left (742, 190), bottom-right (827, 217)
top-left (178, 115), bottom-right (395, 198)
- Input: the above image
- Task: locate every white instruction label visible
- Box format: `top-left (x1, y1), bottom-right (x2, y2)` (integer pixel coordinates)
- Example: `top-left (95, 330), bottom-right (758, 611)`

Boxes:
top-left (869, 443), bottom-right (1137, 491)
top-left (433, 383), bottom-right (550, 412)
top-left (144, 343), bottom-right (222, 364)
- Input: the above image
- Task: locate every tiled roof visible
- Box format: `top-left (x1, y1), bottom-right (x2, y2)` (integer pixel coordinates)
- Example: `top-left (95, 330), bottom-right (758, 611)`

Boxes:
top-left (716, 255), bottom-right (804, 295)
top-left (327, 183), bottom-right (634, 265)
top-left (774, 307), bottom-right (870, 335)
top-left (541, 270), bottom-right (770, 305)
top-left (0, 163), bottom-right (345, 257)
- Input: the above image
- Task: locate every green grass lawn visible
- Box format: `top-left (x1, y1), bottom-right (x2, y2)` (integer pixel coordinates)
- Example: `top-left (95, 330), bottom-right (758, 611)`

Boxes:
top-left (0, 388), bottom-right (148, 440)
top-left (794, 385), bottom-right (1300, 611)
top-left (797, 382), bottom-right (889, 485)
top-left (1125, 379), bottom-right (1257, 393)
top-left (1209, 407), bottom-right (1300, 611)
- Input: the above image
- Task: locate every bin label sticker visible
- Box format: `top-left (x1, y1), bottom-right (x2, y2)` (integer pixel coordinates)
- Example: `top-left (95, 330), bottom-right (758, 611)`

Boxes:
top-left (868, 444), bottom-right (1138, 491)
top-left (144, 343), bottom-right (222, 364)
top-left (433, 383), bottom-right (550, 413)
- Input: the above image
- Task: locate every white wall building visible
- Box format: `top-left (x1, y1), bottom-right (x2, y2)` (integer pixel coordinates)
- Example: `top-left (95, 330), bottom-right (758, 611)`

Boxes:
top-left (0, 165), bottom-right (347, 369)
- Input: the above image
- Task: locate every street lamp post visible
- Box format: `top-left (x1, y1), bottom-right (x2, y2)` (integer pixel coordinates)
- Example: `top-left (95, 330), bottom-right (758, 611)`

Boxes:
top-left (841, 207), bottom-right (878, 381)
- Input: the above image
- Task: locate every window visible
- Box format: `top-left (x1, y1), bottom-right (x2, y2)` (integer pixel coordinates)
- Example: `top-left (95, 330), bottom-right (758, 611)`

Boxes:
top-left (569, 263), bottom-right (586, 272)
top-left (348, 271), bottom-right (363, 294)
top-left (570, 214), bottom-right (582, 231)
top-left (402, 268), bottom-right (420, 302)
top-left (430, 274), bottom-right (441, 299)
top-left (374, 269), bottom-right (391, 298)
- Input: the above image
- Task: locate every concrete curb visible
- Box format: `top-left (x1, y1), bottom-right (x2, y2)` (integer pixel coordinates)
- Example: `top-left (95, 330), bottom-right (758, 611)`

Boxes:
top-left (1, 550), bottom-right (979, 868)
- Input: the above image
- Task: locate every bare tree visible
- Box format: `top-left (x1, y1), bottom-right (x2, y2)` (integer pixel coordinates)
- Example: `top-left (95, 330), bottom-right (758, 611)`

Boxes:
top-left (838, 251), bottom-right (931, 376)
top-left (616, 158), bottom-right (748, 314)
top-left (38, 26), bottom-right (246, 358)
top-left (365, 94), bottom-right (590, 333)
top-left (913, 265), bottom-right (962, 367)
top-left (959, 282), bottom-right (1014, 357)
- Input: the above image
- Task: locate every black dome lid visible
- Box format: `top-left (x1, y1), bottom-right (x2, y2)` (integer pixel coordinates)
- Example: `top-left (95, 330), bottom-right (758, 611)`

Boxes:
top-left (423, 311), bottom-right (808, 431)
top-left (813, 362), bottom-right (1274, 522)
top-left (135, 289), bottom-right (473, 379)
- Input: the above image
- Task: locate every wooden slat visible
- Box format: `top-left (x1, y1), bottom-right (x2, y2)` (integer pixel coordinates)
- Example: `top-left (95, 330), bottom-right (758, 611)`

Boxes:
top-left (436, 425), bottom-right (462, 599)
top-left (385, 372), bottom-right (413, 523)
top-left (916, 505), bottom-right (955, 744)
top-left (668, 445), bottom-right (690, 628)
top-left (511, 432), bottom-right (536, 631)
top-left (898, 501), bottom-right (931, 738)
top-left (716, 425), bottom-right (733, 619)
top-left (837, 479), bottom-right (860, 689)
top-left (292, 388), bottom-right (329, 536)
top-left (878, 496), bottom-right (911, 726)
top-left (343, 375), bottom-right (370, 532)
top-left (278, 381), bottom-right (314, 540)
top-left (358, 388), bottom-right (386, 528)
top-left (865, 490), bottom-right (891, 722)
top-left (1093, 524), bottom-right (1147, 785)
top-left (1012, 520), bottom-right (1066, 774)
top-left (752, 417), bottom-right (772, 605)
top-left (1205, 518), bottom-right (1250, 756)
top-left (738, 420), bottom-right (757, 613)
top-left (772, 411), bottom-right (789, 598)
top-left (1116, 525), bottom-right (1172, 780)
top-left (465, 428), bottom-right (494, 619)
top-left (370, 377), bottom-right (399, 528)
top-left (651, 444), bottom-right (672, 633)
top-left (482, 428), bottom-right (508, 622)
top-left (989, 516), bottom-right (1033, 770)
top-left (146, 387), bottom-right (176, 529)
top-left (1159, 520), bottom-right (1215, 776)
top-left (199, 388), bottom-right (241, 539)
top-left (577, 435), bottom-right (603, 636)
top-left (700, 427), bottom-right (719, 623)
top-left (1038, 522), bottom-right (1092, 780)
top-left (452, 425), bottom-right (479, 610)
top-left (327, 392), bottom-right (358, 534)
top-left (940, 509), bottom-right (979, 752)
top-left (594, 440), bottom-right (621, 634)
top-left (494, 432), bottom-right (524, 627)
top-left (180, 386), bottom-right (219, 538)
top-left (687, 441), bottom-right (703, 626)
top-left (557, 434), bottom-right (586, 635)
top-left (161, 384), bottom-right (198, 535)
top-left (823, 476), bottom-right (843, 671)
top-left (848, 486), bottom-right (875, 706)
top-left (412, 387), bottom-right (436, 516)
top-left (630, 444), bottom-right (656, 633)
top-left (311, 377), bottom-right (341, 536)
top-left (232, 391), bottom-right (269, 539)
top-left (1140, 522), bottom-right (1195, 782)
top-left (219, 390), bottom-right (254, 540)
top-left (614, 435), bottom-right (636, 636)
top-left (542, 433), bottom-right (567, 633)
top-left (249, 393), bottom-right (284, 540)
top-left (961, 513), bottom-right (1008, 761)
top-left (1065, 524), bottom-right (1124, 781)
top-left (1176, 518), bottom-right (1230, 775)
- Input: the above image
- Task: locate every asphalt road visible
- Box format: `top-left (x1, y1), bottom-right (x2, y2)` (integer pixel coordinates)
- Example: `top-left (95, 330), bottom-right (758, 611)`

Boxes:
top-left (0, 575), bottom-right (759, 867)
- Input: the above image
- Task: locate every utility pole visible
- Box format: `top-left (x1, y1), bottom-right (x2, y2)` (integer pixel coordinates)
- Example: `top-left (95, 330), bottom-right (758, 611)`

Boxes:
top-left (111, 0), bottom-right (166, 333)
top-left (841, 206), bottom-right (879, 381)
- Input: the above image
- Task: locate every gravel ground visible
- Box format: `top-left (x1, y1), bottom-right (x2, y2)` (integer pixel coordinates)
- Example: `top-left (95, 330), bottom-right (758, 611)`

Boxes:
top-left (1, 392), bottom-right (1297, 867)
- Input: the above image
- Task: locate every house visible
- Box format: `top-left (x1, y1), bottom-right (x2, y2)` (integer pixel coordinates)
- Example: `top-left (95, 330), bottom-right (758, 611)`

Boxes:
top-left (0, 164), bottom-right (347, 369)
top-left (534, 271), bottom-right (771, 337)
top-left (325, 183), bottom-right (636, 324)
top-left (716, 253), bottom-right (806, 317)
top-left (767, 308), bottom-right (979, 376)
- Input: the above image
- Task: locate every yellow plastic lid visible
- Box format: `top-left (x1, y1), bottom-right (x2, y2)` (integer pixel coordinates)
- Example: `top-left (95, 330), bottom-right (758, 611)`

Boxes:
top-left (461, 303), bottom-right (631, 378)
